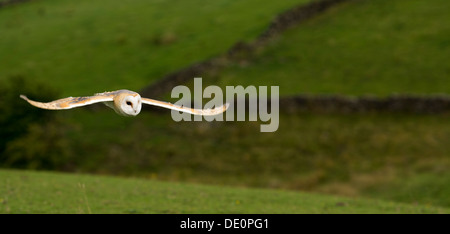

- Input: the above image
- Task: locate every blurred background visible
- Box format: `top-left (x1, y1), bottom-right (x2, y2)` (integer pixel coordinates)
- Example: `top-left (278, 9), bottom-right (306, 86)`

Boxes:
top-left (1, 0), bottom-right (450, 209)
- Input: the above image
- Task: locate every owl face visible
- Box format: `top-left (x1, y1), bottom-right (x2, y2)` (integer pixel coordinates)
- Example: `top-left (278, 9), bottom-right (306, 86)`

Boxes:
top-left (116, 93), bottom-right (142, 117)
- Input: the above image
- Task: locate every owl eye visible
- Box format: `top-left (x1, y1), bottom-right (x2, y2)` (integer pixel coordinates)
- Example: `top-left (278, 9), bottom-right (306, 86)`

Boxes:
top-left (126, 101), bottom-right (133, 107)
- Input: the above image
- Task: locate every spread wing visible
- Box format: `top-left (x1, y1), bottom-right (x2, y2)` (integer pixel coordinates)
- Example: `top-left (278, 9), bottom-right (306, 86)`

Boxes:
top-left (20, 92), bottom-right (115, 110)
top-left (141, 97), bottom-right (229, 116)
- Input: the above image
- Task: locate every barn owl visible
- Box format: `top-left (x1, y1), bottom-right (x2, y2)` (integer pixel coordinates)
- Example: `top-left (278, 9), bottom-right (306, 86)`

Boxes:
top-left (20, 89), bottom-right (229, 117)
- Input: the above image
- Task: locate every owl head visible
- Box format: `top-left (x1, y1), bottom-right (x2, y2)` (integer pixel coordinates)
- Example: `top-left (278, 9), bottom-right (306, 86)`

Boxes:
top-left (114, 91), bottom-right (142, 117)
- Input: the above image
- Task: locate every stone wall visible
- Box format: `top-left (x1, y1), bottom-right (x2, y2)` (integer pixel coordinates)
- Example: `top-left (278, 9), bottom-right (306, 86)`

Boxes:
top-left (279, 95), bottom-right (450, 113)
top-left (0, 0), bottom-right (33, 8)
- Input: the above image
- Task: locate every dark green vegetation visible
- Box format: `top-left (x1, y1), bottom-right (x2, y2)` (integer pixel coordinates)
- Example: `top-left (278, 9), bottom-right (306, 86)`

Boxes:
top-left (1, 0), bottom-right (449, 213)
top-left (0, 77), bottom-right (68, 169)
top-left (214, 0), bottom-right (450, 96)
top-left (1, 169), bottom-right (447, 214)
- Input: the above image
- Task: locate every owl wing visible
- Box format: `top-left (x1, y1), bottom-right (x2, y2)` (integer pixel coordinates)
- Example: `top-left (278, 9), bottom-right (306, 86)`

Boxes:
top-left (141, 97), bottom-right (229, 116)
top-left (20, 92), bottom-right (115, 110)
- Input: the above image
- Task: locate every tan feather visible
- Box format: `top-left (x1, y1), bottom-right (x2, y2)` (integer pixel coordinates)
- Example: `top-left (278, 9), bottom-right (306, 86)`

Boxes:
top-left (20, 93), bottom-right (114, 110)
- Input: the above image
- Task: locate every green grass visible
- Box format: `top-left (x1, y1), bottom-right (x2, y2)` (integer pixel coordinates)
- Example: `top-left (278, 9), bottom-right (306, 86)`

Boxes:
top-left (18, 110), bottom-right (447, 208)
top-left (363, 173), bottom-right (450, 208)
top-left (214, 0), bottom-right (450, 96)
top-left (0, 0), bottom-right (307, 96)
top-left (0, 169), bottom-right (447, 213)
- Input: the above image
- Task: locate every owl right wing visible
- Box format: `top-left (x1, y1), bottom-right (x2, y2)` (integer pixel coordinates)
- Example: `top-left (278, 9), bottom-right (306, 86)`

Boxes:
top-left (20, 92), bottom-right (116, 110)
top-left (141, 97), bottom-right (229, 116)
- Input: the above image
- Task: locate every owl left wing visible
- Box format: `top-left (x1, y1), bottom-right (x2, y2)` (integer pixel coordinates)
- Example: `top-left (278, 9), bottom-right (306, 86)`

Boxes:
top-left (141, 97), bottom-right (229, 116)
top-left (20, 92), bottom-right (115, 110)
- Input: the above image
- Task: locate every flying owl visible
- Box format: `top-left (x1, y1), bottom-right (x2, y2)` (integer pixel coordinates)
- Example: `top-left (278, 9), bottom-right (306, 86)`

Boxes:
top-left (20, 89), bottom-right (229, 117)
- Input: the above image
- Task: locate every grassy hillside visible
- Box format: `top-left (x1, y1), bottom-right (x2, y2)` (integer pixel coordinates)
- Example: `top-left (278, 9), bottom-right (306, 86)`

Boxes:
top-left (1, 169), bottom-right (447, 214)
top-left (0, 0), bottom-right (306, 96)
top-left (10, 110), bottom-right (445, 208)
top-left (214, 0), bottom-right (450, 96)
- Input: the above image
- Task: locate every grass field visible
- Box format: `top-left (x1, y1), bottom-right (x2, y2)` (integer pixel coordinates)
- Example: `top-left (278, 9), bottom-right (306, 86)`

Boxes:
top-left (9, 110), bottom-right (446, 208)
top-left (213, 0), bottom-right (450, 96)
top-left (1, 169), bottom-right (447, 214)
top-left (0, 0), bottom-right (306, 96)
